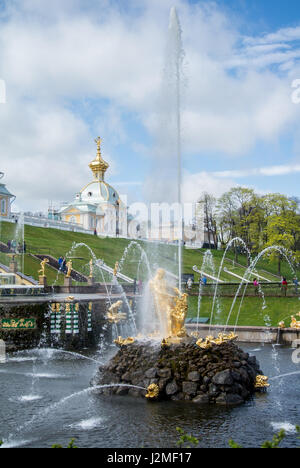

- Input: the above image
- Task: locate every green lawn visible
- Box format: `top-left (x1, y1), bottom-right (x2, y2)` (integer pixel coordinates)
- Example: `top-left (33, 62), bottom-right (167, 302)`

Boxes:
top-left (0, 220), bottom-right (298, 285)
top-left (188, 295), bottom-right (300, 327)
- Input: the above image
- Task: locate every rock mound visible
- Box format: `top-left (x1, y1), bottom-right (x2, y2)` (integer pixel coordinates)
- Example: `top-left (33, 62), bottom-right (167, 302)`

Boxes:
top-left (92, 338), bottom-right (263, 406)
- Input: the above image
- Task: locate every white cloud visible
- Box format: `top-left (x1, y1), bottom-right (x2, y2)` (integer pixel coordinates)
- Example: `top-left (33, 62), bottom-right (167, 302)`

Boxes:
top-left (0, 0), bottom-right (300, 211)
top-left (182, 171), bottom-right (234, 203)
top-left (213, 163), bottom-right (300, 178)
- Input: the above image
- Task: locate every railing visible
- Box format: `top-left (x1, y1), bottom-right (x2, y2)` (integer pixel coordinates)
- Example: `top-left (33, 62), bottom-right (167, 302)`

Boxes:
top-left (2, 214), bottom-right (95, 235)
top-left (186, 282), bottom-right (300, 297)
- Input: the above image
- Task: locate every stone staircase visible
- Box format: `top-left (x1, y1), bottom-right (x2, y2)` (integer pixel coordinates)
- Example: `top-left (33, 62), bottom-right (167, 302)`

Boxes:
top-left (33, 254), bottom-right (88, 283)
top-left (0, 241), bottom-right (11, 254)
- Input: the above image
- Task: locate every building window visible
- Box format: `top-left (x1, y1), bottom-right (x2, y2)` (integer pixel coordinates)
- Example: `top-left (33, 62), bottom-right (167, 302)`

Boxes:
top-left (1, 199), bottom-right (6, 215)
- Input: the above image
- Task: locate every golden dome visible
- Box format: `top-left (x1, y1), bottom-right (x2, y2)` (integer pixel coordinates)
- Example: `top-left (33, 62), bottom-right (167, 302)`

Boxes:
top-left (89, 137), bottom-right (109, 180)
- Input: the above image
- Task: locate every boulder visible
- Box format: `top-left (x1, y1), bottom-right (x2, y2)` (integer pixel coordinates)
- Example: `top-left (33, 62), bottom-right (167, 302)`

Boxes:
top-left (187, 371), bottom-right (200, 382)
top-left (192, 394), bottom-right (210, 404)
top-left (212, 369), bottom-right (233, 386)
top-left (166, 380), bottom-right (179, 396)
top-left (182, 381), bottom-right (198, 395)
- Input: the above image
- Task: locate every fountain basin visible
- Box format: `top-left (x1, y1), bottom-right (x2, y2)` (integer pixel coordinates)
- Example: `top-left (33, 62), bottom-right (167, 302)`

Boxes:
top-left (92, 338), bottom-right (263, 405)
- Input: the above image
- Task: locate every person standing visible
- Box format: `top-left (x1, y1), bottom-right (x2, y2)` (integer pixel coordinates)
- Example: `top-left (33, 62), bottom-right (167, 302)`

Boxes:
top-left (293, 277), bottom-right (298, 294)
top-left (253, 278), bottom-right (259, 296)
top-left (58, 256), bottom-right (63, 272)
top-left (281, 277), bottom-right (288, 297)
top-left (187, 277), bottom-right (193, 292)
top-left (62, 257), bottom-right (67, 274)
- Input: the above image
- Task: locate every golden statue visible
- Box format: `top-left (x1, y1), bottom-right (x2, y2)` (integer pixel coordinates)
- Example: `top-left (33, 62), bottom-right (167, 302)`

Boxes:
top-left (66, 260), bottom-right (72, 278)
top-left (149, 269), bottom-right (176, 337)
top-left (113, 261), bottom-right (119, 277)
top-left (290, 316), bottom-right (300, 329)
top-left (149, 269), bottom-right (189, 340)
top-left (66, 296), bottom-right (74, 301)
top-left (196, 336), bottom-right (213, 349)
top-left (107, 301), bottom-right (127, 324)
top-left (278, 321), bottom-right (285, 329)
top-left (38, 258), bottom-right (49, 277)
top-left (196, 332), bottom-right (238, 349)
top-left (89, 259), bottom-right (93, 278)
top-left (145, 383), bottom-right (159, 399)
top-left (171, 288), bottom-right (188, 337)
top-left (255, 375), bottom-right (270, 389)
top-left (114, 336), bottom-right (135, 347)
top-left (95, 136), bottom-right (102, 150)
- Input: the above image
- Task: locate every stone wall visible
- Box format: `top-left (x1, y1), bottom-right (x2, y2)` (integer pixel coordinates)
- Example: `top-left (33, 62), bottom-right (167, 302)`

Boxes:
top-left (0, 303), bottom-right (48, 351)
top-left (187, 324), bottom-right (300, 345)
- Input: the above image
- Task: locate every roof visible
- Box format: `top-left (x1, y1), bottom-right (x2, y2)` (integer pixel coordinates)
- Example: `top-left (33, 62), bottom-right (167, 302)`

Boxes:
top-left (59, 203), bottom-right (104, 215)
top-left (0, 183), bottom-right (14, 198)
top-left (80, 180), bottom-right (120, 205)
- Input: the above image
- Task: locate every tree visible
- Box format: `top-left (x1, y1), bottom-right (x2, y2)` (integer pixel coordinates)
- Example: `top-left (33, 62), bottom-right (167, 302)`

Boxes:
top-left (262, 194), bottom-right (300, 275)
top-left (198, 193), bottom-right (218, 248)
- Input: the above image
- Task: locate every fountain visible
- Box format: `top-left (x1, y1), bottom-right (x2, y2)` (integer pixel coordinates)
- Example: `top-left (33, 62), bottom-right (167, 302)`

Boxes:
top-left (93, 266), bottom-right (266, 405)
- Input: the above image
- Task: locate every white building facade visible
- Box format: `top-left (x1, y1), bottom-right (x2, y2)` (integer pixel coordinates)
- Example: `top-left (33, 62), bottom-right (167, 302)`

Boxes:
top-left (59, 138), bottom-right (127, 237)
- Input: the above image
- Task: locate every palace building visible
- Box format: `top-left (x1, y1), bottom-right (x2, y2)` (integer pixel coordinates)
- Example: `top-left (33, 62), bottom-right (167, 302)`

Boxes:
top-left (59, 137), bottom-right (127, 236)
top-left (0, 172), bottom-right (15, 218)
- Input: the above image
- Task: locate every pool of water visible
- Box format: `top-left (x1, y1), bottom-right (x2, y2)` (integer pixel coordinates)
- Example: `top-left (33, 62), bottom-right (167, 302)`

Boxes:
top-left (0, 344), bottom-right (299, 448)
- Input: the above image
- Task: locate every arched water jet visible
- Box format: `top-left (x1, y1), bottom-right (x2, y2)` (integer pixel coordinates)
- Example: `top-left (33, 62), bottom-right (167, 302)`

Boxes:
top-left (209, 237), bottom-right (252, 331)
top-left (117, 241), bottom-right (152, 279)
top-left (15, 348), bottom-right (103, 365)
top-left (3, 383), bottom-right (147, 447)
top-left (194, 250), bottom-right (222, 333)
top-left (225, 246), bottom-right (298, 332)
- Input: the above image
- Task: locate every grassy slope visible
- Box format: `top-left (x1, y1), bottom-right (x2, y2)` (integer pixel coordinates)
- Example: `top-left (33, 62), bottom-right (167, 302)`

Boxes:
top-left (0, 220), bottom-right (298, 284)
top-left (188, 295), bottom-right (299, 327)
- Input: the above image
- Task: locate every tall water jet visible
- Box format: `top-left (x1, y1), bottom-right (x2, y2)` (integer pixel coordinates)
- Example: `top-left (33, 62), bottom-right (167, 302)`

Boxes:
top-left (168, 7), bottom-right (184, 290)
top-left (143, 6), bottom-right (185, 289)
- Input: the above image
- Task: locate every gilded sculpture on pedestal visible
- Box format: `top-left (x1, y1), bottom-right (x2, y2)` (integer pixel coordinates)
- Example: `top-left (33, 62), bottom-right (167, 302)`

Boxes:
top-left (89, 259), bottom-right (93, 278)
top-left (66, 260), bottom-right (72, 278)
top-left (38, 258), bottom-right (49, 277)
top-left (113, 261), bottom-right (119, 277)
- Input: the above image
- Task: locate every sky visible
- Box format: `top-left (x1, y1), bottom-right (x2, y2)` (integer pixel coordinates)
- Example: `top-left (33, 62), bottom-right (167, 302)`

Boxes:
top-left (1, 0), bottom-right (300, 212)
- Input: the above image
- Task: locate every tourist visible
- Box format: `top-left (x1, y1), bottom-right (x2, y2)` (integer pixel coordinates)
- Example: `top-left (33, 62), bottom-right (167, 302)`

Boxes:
top-left (62, 257), bottom-right (67, 274)
top-left (187, 277), bottom-right (193, 291)
top-left (281, 277), bottom-right (288, 297)
top-left (253, 278), bottom-right (259, 295)
top-left (201, 276), bottom-right (207, 286)
top-left (58, 256), bottom-right (63, 271)
top-left (138, 279), bottom-right (143, 294)
top-left (11, 239), bottom-right (16, 252)
top-left (7, 240), bottom-right (11, 251)
top-left (293, 277), bottom-right (299, 294)
top-left (23, 241), bottom-right (26, 253)
top-left (94, 228), bottom-right (97, 236)
top-left (133, 278), bottom-right (137, 295)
